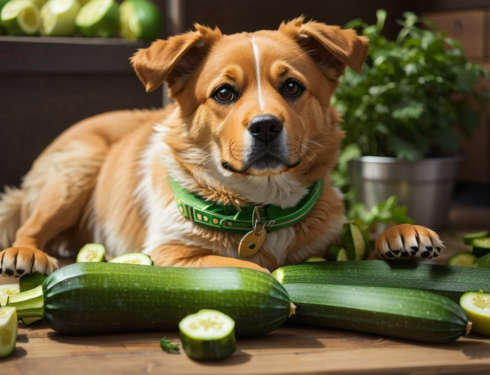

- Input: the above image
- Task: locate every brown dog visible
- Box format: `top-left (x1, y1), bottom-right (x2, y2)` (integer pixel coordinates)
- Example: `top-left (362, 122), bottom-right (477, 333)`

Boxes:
top-left (0, 18), bottom-right (443, 277)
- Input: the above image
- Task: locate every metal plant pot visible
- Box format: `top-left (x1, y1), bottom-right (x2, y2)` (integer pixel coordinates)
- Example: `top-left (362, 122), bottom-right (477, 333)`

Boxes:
top-left (348, 155), bottom-right (464, 231)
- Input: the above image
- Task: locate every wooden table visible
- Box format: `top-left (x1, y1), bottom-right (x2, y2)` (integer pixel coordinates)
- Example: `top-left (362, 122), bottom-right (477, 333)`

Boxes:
top-left (2, 231), bottom-right (490, 374)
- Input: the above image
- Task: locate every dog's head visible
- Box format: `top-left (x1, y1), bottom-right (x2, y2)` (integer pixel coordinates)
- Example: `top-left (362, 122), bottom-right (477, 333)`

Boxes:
top-left (132, 18), bottom-right (368, 206)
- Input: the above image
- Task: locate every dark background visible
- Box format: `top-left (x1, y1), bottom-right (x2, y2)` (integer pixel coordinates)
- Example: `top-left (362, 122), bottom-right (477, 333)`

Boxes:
top-left (0, 0), bottom-right (488, 188)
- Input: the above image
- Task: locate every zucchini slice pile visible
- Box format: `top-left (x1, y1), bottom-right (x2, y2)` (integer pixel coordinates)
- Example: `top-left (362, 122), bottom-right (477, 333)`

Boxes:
top-left (0, 307), bottom-right (17, 358)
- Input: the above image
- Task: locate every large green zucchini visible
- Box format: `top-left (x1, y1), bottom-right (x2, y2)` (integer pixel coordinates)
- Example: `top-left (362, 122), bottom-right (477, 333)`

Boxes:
top-left (285, 283), bottom-right (469, 343)
top-left (272, 260), bottom-right (490, 303)
top-left (7, 263), bottom-right (292, 336)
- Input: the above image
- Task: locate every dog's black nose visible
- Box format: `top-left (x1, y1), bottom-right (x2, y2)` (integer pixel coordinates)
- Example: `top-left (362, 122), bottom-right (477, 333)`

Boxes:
top-left (248, 115), bottom-right (283, 143)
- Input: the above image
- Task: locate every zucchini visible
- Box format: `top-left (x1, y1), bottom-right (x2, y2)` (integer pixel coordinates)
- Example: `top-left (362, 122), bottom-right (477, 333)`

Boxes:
top-left (286, 283), bottom-right (469, 343)
top-left (179, 309), bottom-right (236, 361)
top-left (464, 231), bottom-right (490, 246)
top-left (476, 253), bottom-right (490, 268)
top-left (20, 273), bottom-right (47, 292)
top-left (326, 246), bottom-right (349, 261)
top-left (0, 284), bottom-right (19, 306)
top-left (0, 307), bottom-right (17, 358)
top-left (473, 238), bottom-right (490, 257)
top-left (343, 222), bottom-right (365, 260)
top-left (271, 260), bottom-right (490, 303)
top-left (6, 263), bottom-right (293, 336)
top-left (460, 291), bottom-right (490, 336)
top-left (303, 257), bottom-right (326, 263)
top-left (76, 243), bottom-right (106, 262)
top-left (109, 253), bottom-right (153, 265)
top-left (447, 252), bottom-right (478, 267)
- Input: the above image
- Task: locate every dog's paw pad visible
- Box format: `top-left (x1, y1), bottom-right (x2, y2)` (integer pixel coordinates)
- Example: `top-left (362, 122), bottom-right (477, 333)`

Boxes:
top-left (0, 247), bottom-right (59, 278)
top-left (375, 224), bottom-right (444, 261)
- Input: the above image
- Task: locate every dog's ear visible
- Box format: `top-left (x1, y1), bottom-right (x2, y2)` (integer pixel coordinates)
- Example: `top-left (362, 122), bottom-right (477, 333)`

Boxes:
top-left (131, 25), bottom-right (222, 93)
top-left (279, 17), bottom-right (369, 79)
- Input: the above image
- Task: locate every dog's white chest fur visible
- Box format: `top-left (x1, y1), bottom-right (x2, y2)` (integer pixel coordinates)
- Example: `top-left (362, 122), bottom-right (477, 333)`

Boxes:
top-left (121, 123), bottom-right (344, 269)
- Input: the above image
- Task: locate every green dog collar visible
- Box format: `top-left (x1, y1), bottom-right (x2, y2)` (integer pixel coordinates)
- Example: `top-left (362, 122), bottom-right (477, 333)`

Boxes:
top-left (169, 177), bottom-right (324, 235)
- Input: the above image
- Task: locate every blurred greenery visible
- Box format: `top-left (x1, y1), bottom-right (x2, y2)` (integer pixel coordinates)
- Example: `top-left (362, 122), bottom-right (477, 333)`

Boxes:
top-left (329, 9), bottom-right (490, 240)
top-left (333, 9), bottom-right (490, 161)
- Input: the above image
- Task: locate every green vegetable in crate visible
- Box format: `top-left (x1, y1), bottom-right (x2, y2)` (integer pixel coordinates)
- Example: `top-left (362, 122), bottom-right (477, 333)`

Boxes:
top-left (75, 0), bottom-right (119, 37)
top-left (286, 283), bottom-right (470, 343)
top-left (1, 0), bottom-right (40, 35)
top-left (472, 238), bottom-right (490, 257)
top-left (463, 231), bottom-right (490, 246)
top-left (0, 307), bottom-right (17, 358)
top-left (119, 0), bottom-right (162, 42)
top-left (447, 252), bottom-right (478, 267)
top-left (460, 291), bottom-right (490, 336)
top-left (180, 309), bottom-right (236, 361)
top-left (40, 0), bottom-right (80, 36)
top-left (6, 263), bottom-right (294, 336)
top-left (271, 260), bottom-right (490, 303)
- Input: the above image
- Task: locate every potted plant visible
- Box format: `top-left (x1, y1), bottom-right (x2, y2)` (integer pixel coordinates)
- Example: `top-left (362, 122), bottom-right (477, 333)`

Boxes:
top-left (333, 10), bottom-right (489, 230)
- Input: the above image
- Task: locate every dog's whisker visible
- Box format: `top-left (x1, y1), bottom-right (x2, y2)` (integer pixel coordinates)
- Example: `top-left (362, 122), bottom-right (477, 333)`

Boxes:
top-left (305, 138), bottom-right (327, 150)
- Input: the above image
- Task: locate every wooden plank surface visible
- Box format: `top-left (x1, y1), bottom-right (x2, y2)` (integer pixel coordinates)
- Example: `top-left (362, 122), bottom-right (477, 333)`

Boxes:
top-left (1, 230), bottom-right (490, 374)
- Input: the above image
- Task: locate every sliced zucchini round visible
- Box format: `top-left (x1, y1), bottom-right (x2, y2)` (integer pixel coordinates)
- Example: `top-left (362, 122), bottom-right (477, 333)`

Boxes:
top-left (460, 291), bottom-right (490, 336)
top-left (337, 248), bottom-right (350, 261)
top-left (303, 257), bottom-right (326, 263)
top-left (108, 253), bottom-right (153, 265)
top-left (179, 309), bottom-right (236, 361)
top-left (343, 222), bottom-right (365, 260)
top-left (76, 243), bottom-right (106, 263)
top-left (0, 306), bottom-right (17, 358)
top-left (447, 252), bottom-right (478, 267)
top-left (464, 231), bottom-right (490, 246)
top-left (0, 284), bottom-right (19, 307)
top-left (473, 238), bottom-right (490, 257)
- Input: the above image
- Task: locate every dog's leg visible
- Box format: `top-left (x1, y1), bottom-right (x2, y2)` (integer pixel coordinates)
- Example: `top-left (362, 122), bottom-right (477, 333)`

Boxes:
top-left (147, 244), bottom-right (269, 273)
top-left (375, 224), bottom-right (444, 260)
top-left (0, 137), bottom-right (108, 277)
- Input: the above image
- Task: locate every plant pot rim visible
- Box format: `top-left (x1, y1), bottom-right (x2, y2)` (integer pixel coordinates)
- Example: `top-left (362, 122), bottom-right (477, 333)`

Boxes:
top-left (351, 154), bottom-right (465, 165)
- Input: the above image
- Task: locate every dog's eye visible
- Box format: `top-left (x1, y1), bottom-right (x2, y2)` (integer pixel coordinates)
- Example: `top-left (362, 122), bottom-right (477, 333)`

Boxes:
top-left (283, 80), bottom-right (303, 98)
top-left (212, 85), bottom-right (236, 103)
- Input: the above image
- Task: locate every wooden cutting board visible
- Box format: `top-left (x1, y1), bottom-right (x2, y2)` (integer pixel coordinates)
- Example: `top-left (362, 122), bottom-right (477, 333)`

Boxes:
top-left (1, 232), bottom-right (490, 374)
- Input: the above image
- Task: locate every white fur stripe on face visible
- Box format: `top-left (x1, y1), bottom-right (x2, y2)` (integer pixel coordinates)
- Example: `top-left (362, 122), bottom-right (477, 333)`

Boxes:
top-left (251, 37), bottom-right (264, 110)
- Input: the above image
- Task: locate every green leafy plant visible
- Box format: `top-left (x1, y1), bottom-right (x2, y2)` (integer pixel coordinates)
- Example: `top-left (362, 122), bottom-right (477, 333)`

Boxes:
top-left (333, 9), bottom-right (489, 160)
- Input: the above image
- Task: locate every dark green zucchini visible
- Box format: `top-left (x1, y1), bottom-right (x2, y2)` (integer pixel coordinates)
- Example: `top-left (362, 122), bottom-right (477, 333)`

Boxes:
top-left (271, 260), bottom-right (490, 303)
top-left (7, 263), bottom-right (293, 336)
top-left (285, 283), bottom-right (469, 343)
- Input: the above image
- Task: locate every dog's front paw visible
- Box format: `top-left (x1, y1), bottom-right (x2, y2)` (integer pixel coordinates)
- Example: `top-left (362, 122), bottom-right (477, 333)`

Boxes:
top-left (0, 247), bottom-right (59, 277)
top-left (375, 224), bottom-right (444, 261)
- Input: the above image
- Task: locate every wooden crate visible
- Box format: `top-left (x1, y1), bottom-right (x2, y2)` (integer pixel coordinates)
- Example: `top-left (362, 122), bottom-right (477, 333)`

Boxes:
top-left (0, 36), bottom-right (162, 188)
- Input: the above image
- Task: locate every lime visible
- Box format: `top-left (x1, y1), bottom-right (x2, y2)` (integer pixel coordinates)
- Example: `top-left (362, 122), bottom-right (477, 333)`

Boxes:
top-left (1, 0), bottom-right (40, 35)
top-left (460, 291), bottom-right (490, 336)
top-left (40, 0), bottom-right (80, 36)
top-left (76, 0), bottom-right (118, 37)
top-left (119, 0), bottom-right (161, 41)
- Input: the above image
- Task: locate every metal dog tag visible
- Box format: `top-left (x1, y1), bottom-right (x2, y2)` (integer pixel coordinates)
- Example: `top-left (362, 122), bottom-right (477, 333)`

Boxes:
top-left (238, 228), bottom-right (267, 258)
top-left (238, 206), bottom-right (267, 258)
